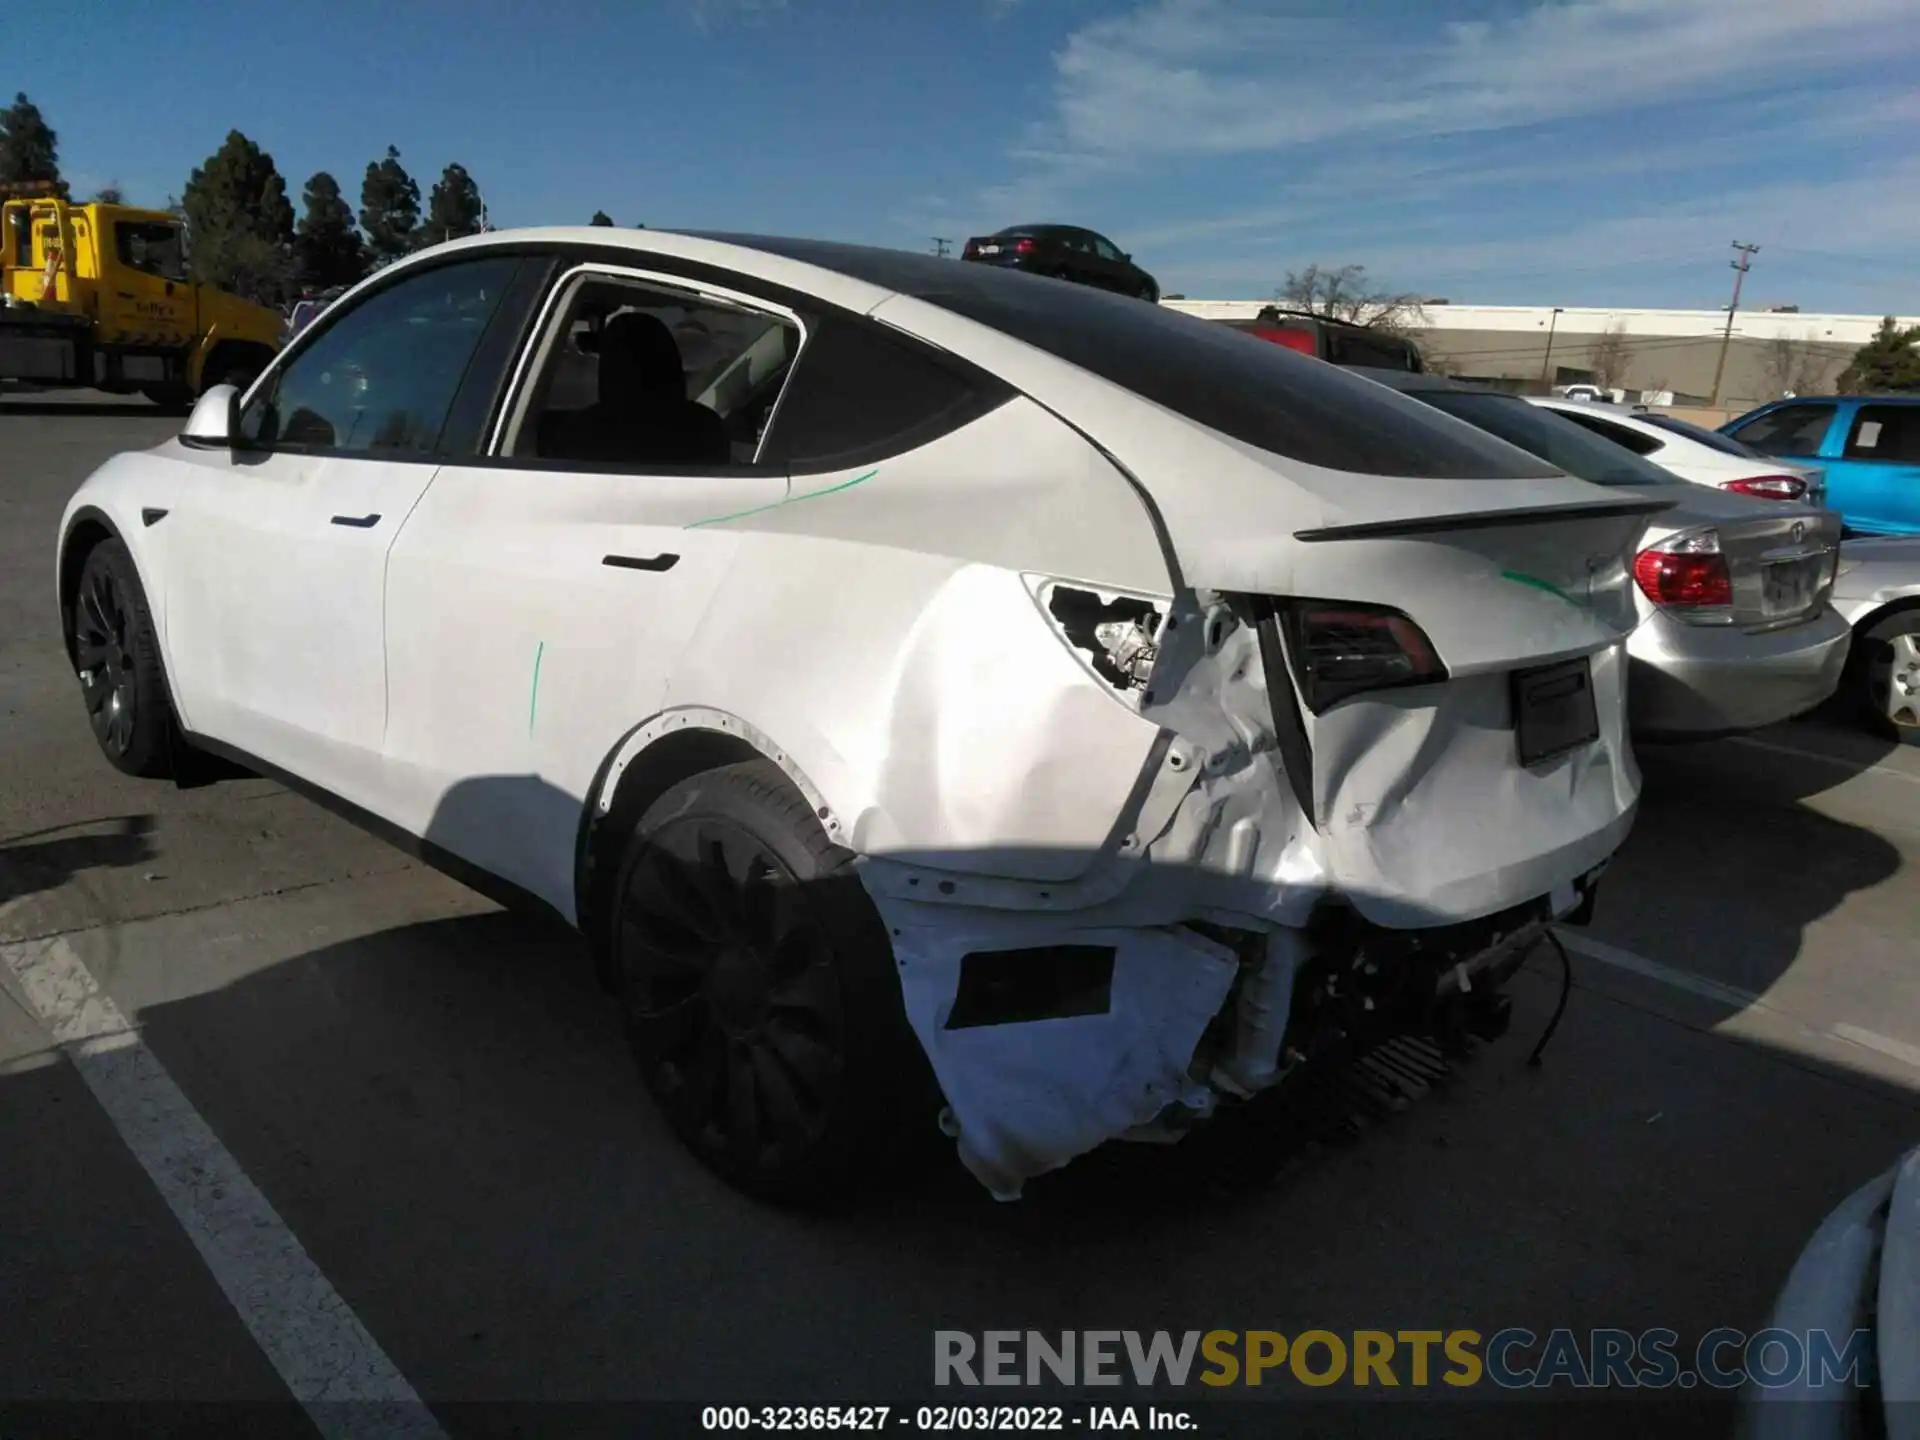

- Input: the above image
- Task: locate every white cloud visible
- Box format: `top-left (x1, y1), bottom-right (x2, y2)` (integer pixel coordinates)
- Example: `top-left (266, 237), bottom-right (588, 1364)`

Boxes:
top-left (1033, 0), bottom-right (1920, 162)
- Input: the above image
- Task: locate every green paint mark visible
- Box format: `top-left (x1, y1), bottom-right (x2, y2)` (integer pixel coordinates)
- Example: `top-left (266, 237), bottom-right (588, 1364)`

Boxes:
top-left (1501, 569), bottom-right (1584, 607)
top-left (684, 468), bottom-right (880, 530)
top-left (528, 640), bottom-right (545, 736)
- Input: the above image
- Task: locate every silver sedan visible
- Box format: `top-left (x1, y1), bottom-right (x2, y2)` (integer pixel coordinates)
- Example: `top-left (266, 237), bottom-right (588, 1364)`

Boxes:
top-left (1829, 535), bottom-right (1920, 744)
top-left (1358, 370), bottom-right (1850, 738)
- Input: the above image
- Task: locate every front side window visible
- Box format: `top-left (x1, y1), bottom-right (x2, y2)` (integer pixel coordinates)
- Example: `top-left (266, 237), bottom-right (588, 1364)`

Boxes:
top-left (241, 256), bottom-right (520, 454)
top-left (505, 272), bottom-right (800, 468)
top-left (1845, 405), bottom-right (1920, 463)
top-left (1728, 402), bottom-right (1837, 458)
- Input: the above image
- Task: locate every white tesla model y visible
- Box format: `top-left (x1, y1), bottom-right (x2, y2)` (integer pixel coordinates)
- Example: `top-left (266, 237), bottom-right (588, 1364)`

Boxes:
top-left (57, 229), bottom-right (1666, 1202)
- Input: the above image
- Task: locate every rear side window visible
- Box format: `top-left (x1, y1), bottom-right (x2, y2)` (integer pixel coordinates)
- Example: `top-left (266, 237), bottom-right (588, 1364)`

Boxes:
top-left (1729, 403), bottom-right (1837, 457)
top-left (1550, 409), bottom-right (1663, 456)
top-left (1641, 413), bottom-right (1765, 458)
top-left (756, 312), bottom-right (1015, 472)
top-left (1844, 405), bottom-right (1920, 462)
top-left (1416, 393), bottom-right (1672, 487)
top-left (707, 235), bottom-right (1557, 480)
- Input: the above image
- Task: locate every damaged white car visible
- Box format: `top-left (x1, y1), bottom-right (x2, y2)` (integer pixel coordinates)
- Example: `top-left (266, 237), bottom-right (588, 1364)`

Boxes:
top-left (56, 229), bottom-right (1667, 1202)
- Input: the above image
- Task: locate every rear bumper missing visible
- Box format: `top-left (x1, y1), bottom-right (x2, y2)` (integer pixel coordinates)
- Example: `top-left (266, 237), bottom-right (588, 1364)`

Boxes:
top-left (870, 867), bottom-right (1604, 1200)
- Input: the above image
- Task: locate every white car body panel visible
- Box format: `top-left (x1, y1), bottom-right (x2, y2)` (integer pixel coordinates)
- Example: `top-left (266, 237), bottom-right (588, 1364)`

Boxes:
top-left (1530, 397), bottom-right (1827, 499)
top-left (57, 227), bottom-right (1657, 1197)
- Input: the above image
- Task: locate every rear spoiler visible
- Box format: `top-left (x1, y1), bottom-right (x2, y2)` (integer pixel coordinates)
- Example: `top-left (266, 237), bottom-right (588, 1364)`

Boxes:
top-left (1294, 497), bottom-right (1673, 543)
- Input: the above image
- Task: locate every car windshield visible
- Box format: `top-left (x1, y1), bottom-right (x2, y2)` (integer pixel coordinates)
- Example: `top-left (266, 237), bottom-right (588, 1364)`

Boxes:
top-left (707, 235), bottom-right (1558, 480)
top-left (1639, 413), bottom-right (1769, 459)
top-left (1415, 391), bottom-right (1671, 486)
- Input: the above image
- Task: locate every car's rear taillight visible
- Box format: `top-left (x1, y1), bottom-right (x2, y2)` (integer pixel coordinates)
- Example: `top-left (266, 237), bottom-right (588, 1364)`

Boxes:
top-left (1278, 601), bottom-right (1447, 711)
top-left (1250, 326), bottom-right (1318, 356)
top-left (1720, 474), bottom-right (1808, 501)
top-left (1014, 237), bottom-right (1037, 255)
top-left (1632, 530), bottom-right (1732, 610)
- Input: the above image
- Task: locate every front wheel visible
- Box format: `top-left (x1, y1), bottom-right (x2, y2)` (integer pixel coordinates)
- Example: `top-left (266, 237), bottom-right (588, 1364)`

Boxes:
top-left (609, 760), bottom-right (938, 1204)
top-left (70, 539), bottom-right (176, 778)
top-left (1856, 608), bottom-right (1920, 745)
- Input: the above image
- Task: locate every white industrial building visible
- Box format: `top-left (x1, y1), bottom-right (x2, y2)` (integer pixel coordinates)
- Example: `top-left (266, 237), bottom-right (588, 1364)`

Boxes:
top-left (1161, 301), bottom-right (1914, 411)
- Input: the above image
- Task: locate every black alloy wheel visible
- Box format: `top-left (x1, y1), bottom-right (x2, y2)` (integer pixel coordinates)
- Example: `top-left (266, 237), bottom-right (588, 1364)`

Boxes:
top-left (610, 760), bottom-right (937, 1203)
top-left (70, 539), bottom-right (174, 778)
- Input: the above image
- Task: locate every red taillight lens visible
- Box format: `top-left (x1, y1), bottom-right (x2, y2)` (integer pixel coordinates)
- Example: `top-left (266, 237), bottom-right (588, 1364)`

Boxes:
top-left (1279, 601), bottom-right (1446, 711)
top-left (1720, 474), bottom-right (1808, 501)
top-left (1014, 237), bottom-right (1036, 255)
top-left (1632, 548), bottom-right (1732, 608)
top-left (1251, 326), bottom-right (1318, 356)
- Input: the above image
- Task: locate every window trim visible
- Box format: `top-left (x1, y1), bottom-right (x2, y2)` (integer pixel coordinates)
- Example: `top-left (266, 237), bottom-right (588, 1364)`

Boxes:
top-left (484, 259), bottom-right (810, 476)
top-left (233, 248), bottom-right (537, 457)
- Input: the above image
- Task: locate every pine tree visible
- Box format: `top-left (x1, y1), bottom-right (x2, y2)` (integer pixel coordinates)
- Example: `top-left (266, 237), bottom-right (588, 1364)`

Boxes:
top-left (180, 130), bottom-right (297, 302)
top-left (295, 171), bottom-right (368, 290)
top-left (590, 210), bottom-right (614, 226)
top-left (1838, 317), bottom-right (1920, 393)
top-left (421, 163), bottom-right (485, 247)
top-left (359, 145), bottom-right (421, 263)
top-left (0, 92), bottom-right (65, 193)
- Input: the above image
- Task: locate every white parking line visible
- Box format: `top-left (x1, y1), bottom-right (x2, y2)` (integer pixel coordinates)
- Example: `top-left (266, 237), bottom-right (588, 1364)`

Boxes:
top-left (1727, 734), bottom-right (1920, 786)
top-left (1555, 929), bottom-right (1920, 1082)
top-left (0, 934), bottom-right (445, 1440)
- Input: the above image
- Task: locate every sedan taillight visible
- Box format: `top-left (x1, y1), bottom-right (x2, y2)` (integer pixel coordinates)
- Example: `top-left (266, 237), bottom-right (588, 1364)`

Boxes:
top-left (1279, 600), bottom-right (1447, 711)
top-left (1633, 530), bottom-right (1732, 610)
top-left (1014, 237), bottom-right (1037, 255)
top-left (1720, 474), bottom-right (1808, 501)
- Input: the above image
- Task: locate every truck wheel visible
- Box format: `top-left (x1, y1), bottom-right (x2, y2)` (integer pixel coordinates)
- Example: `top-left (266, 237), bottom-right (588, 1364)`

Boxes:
top-left (141, 384), bottom-right (195, 414)
top-left (1857, 608), bottom-right (1920, 746)
top-left (69, 539), bottom-right (176, 779)
top-left (608, 759), bottom-right (937, 1204)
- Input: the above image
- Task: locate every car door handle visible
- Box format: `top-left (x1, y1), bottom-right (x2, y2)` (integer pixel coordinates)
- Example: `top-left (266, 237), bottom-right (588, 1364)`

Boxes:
top-left (602, 552), bottom-right (680, 572)
top-left (330, 513), bottom-right (382, 528)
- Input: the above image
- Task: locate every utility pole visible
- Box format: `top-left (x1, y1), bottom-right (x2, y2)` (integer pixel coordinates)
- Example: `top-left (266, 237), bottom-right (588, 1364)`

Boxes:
top-left (1709, 241), bottom-right (1760, 407)
top-left (931, 236), bottom-right (953, 258)
top-left (1539, 307), bottom-right (1565, 388)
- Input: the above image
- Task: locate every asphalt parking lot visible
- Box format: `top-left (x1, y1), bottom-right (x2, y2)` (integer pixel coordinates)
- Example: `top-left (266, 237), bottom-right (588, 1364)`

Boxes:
top-left (4, 391), bottom-right (1919, 1438)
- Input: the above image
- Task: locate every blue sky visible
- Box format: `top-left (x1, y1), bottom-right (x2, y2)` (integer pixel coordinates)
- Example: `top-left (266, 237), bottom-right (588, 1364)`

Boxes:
top-left (24, 0), bottom-right (1920, 311)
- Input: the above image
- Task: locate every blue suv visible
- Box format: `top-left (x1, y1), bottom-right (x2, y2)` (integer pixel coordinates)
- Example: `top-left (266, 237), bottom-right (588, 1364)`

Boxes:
top-left (1724, 396), bottom-right (1920, 536)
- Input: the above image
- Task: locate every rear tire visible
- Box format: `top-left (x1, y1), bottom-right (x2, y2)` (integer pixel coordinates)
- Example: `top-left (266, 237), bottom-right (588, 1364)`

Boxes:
top-left (1853, 608), bottom-right (1920, 746)
top-left (69, 538), bottom-right (176, 779)
top-left (608, 759), bottom-right (938, 1204)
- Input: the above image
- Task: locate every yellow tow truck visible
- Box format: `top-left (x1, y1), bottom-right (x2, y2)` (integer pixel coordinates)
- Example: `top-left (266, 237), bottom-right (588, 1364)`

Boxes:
top-left (1, 183), bottom-right (283, 409)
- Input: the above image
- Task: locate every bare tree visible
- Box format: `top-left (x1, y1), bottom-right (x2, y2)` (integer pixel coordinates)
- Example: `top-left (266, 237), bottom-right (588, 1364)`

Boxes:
top-left (1586, 322), bottom-right (1631, 393)
top-left (1764, 335), bottom-right (1845, 397)
top-left (1276, 263), bottom-right (1428, 336)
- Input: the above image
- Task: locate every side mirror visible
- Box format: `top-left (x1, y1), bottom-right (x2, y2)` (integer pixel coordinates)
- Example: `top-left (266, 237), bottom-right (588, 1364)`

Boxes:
top-left (181, 384), bottom-right (240, 448)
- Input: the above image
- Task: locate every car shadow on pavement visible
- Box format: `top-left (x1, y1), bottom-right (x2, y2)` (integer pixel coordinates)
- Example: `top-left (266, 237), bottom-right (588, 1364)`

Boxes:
top-left (0, 399), bottom-right (169, 419)
top-left (0, 815), bottom-right (155, 909)
top-left (29, 765), bottom-right (1911, 1427)
top-left (1590, 723), bottom-right (1906, 998)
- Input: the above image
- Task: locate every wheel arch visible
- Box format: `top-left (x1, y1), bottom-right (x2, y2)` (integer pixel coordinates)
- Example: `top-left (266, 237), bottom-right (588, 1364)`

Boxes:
top-left (56, 505), bottom-right (123, 665)
top-left (573, 706), bottom-right (850, 988)
top-left (1851, 594), bottom-right (1920, 639)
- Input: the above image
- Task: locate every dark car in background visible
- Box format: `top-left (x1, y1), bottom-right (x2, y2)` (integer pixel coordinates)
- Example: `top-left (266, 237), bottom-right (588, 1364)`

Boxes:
top-left (960, 224), bottom-right (1160, 302)
top-left (1219, 306), bottom-right (1425, 372)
